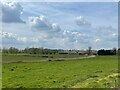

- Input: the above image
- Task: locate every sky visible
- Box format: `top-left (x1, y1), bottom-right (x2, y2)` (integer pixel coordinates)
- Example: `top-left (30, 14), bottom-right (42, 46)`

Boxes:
top-left (0, 1), bottom-right (118, 50)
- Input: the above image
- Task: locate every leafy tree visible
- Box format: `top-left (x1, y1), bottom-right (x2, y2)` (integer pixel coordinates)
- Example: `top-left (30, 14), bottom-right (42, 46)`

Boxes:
top-left (2, 48), bottom-right (9, 53)
top-left (9, 47), bottom-right (18, 54)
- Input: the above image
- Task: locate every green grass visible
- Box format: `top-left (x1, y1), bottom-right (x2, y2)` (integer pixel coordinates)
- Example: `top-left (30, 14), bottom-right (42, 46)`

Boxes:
top-left (2, 55), bottom-right (118, 88)
top-left (0, 53), bottom-right (2, 89)
top-left (2, 54), bottom-right (84, 63)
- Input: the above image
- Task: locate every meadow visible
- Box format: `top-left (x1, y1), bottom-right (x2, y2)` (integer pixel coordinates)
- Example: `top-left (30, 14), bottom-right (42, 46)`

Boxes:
top-left (2, 54), bottom-right (119, 88)
top-left (2, 54), bottom-right (84, 63)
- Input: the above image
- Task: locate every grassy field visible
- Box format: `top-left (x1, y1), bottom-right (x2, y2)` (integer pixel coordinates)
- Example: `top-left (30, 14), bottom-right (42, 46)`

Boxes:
top-left (2, 55), bottom-right (119, 88)
top-left (2, 54), bottom-right (84, 63)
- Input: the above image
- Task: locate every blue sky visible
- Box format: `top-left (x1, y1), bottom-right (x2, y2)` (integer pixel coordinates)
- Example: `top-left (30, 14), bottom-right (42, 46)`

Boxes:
top-left (1, 1), bottom-right (118, 50)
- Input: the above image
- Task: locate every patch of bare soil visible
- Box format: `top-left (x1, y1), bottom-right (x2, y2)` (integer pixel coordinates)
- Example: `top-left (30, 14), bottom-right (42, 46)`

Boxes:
top-left (48, 55), bottom-right (96, 62)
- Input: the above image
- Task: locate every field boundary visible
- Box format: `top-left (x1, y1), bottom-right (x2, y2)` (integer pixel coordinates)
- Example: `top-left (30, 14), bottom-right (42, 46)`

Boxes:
top-left (3, 55), bottom-right (96, 64)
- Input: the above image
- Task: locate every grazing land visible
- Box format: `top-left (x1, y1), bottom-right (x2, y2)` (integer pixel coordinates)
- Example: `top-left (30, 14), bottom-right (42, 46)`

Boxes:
top-left (2, 54), bottom-right (119, 88)
top-left (2, 54), bottom-right (85, 63)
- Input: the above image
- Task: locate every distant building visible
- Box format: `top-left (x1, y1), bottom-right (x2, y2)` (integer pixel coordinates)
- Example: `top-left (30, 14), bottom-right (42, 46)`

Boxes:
top-left (78, 51), bottom-right (87, 55)
top-left (92, 50), bottom-right (98, 55)
top-left (58, 49), bottom-right (98, 55)
top-left (68, 51), bottom-right (78, 55)
top-left (58, 51), bottom-right (68, 54)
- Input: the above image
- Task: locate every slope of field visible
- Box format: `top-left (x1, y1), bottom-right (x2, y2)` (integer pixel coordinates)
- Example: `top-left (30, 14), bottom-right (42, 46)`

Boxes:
top-left (2, 55), bottom-right (118, 88)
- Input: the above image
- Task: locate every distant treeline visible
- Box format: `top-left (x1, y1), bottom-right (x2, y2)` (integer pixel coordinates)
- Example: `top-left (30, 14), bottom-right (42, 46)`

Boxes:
top-left (2, 47), bottom-right (59, 54)
top-left (1, 47), bottom-right (119, 55)
top-left (97, 49), bottom-right (117, 55)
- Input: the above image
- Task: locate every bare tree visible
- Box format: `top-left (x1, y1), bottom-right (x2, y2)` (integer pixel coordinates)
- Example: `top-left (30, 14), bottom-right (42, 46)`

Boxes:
top-left (88, 46), bottom-right (92, 55)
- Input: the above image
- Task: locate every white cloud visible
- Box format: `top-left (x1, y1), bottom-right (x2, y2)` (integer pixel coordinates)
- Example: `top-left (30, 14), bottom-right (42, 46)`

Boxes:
top-left (1, 31), bottom-right (48, 48)
top-left (95, 38), bottom-right (101, 42)
top-left (28, 16), bottom-right (51, 31)
top-left (17, 37), bottom-right (28, 43)
top-left (52, 23), bottom-right (61, 32)
top-left (2, 32), bottom-right (16, 38)
top-left (94, 26), bottom-right (117, 41)
top-left (28, 16), bottom-right (61, 32)
top-left (75, 16), bottom-right (91, 27)
top-left (112, 33), bottom-right (117, 37)
top-left (1, 1), bottom-right (25, 23)
top-left (2, 32), bottom-right (27, 43)
top-left (91, 26), bottom-right (118, 49)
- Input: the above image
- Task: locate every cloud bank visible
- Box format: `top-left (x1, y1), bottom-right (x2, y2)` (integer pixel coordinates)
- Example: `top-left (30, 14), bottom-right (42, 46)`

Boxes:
top-left (1, 1), bottom-right (25, 23)
top-left (1, 2), bottom-right (118, 49)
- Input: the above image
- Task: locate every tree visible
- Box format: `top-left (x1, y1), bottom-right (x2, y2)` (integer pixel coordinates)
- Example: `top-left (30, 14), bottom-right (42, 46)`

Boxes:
top-left (2, 48), bottom-right (9, 53)
top-left (112, 48), bottom-right (117, 55)
top-left (88, 46), bottom-right (92, 55)
top-left (118, 48), bottom-right (120, 56)
top-left (9, 47), bottom-right (18, 54)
